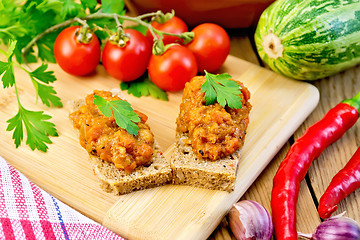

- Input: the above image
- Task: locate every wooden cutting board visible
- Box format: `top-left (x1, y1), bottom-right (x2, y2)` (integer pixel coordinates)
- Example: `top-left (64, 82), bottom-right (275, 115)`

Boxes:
top-left (0, 55), bottom-right (319, 239)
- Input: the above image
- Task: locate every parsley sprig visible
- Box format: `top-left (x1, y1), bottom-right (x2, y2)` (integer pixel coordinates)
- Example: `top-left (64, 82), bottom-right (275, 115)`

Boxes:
top-left (0, 0), bottom-right (102, 152)
top-left (120, 77), bottom-right (168, 101)
top-left (93, 95), bottom-right (140, 135)
top-left (201, 71), bottom-right (243, 109)
top-left (1, 40), bottom-right (61, 152)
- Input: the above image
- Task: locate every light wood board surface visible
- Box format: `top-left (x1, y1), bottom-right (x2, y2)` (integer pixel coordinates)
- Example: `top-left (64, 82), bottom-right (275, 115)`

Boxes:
top-left (0, 55), bottom-right (319, 239)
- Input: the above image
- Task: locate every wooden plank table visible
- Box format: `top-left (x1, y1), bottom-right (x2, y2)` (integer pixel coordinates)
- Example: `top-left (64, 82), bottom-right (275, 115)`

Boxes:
top-left (0, 18), bottom-right (359, 240)
top-left (210, 28), bottom-right (360, 239)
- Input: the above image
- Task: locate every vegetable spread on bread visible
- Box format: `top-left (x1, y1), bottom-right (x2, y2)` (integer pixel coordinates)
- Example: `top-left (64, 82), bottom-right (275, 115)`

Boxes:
top-left (170, 72), bottom-right (252, 192)
top-left (176, 72), bottom-right (252, 160)
top-left (69, 90), bottom-right (155, 173)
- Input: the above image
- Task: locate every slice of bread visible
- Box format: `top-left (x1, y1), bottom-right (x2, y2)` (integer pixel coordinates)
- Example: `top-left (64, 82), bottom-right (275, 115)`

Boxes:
top-left (170, 76), bottom-right (251, 192)
top-left (88, 141), bottom-right (172, 195)
top-left (170, 133), bottom-right (241, 192)
top-left (70, 91), bottom-right (172, 195)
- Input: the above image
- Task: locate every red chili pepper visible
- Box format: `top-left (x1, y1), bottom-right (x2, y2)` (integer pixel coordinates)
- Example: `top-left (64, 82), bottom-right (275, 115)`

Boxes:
top-left (318, 146), bottom-right (360, 219)
top-left (271, 91), bottom-right (360, 240)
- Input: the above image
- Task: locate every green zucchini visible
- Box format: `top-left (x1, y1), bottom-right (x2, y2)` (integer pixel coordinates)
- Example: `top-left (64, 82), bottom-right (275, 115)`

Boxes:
top-left (254, 0), bottom-right (360, 80)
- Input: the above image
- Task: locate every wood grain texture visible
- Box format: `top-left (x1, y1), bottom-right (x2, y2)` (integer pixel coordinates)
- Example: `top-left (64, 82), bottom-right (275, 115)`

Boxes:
top-left (229, 29), bottom-right (259, 65)
top-left (297, 65), bottom-right (360, 224)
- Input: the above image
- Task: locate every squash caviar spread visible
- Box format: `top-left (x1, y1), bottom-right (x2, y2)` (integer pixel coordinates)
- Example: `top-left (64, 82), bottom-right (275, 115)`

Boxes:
top-left (176, 76), bottom-right (251, 161)
top-left (70, 90), bottom-right (154, 173)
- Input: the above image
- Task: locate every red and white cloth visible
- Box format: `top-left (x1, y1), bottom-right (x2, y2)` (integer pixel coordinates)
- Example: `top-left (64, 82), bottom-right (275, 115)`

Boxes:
top-left (0, 156), bottom-right (125, 240)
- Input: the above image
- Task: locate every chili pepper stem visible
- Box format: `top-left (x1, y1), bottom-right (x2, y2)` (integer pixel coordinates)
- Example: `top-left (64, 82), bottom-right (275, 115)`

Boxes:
top-left (343, 91), bottom-right (360, 112)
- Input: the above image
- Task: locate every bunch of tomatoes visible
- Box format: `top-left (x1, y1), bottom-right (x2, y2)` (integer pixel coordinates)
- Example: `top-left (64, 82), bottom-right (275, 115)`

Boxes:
top-left (53, 15), bottom-right (230, 92)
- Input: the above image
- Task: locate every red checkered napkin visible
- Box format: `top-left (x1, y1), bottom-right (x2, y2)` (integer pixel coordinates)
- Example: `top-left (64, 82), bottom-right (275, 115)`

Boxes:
top-left (0, 156), bottom-right (125, 240)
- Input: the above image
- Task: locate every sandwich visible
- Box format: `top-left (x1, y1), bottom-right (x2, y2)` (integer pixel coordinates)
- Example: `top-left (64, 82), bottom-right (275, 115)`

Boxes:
top-left (69, 90), bottom-right (172, 195)
top-left (170, 73), bottom-right (252, 192)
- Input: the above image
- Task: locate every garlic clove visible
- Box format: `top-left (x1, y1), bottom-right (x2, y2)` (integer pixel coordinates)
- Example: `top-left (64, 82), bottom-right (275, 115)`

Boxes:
top-left (228, 200), bottom-right (273, 240)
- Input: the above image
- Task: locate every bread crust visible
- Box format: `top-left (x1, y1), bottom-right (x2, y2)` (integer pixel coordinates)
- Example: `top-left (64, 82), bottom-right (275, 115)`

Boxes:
top-left (70, 91), bottom-right (172, 195)
top-left (170, 133), bottom-right (241, 192)
top-left (89, 141), bottom-right (172, 195)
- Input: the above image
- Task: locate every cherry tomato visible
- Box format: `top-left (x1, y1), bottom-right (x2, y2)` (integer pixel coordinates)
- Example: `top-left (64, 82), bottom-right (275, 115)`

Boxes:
top-left (54, 26), bottom-right (101, 76)
top-left (146, 16), bottom-right (188, 45)
top-left (102, 29), bottom-right (152, 82)
top-left (148, 45), bottom-right (197, 92)
top-left (186, 23), bottom-right (230, 73)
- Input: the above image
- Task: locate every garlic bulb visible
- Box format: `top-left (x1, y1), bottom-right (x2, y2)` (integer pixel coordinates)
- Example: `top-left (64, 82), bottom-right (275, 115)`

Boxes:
top-left (228, 200), bottom-right (273, 240)
top-left (298, 213), bottom-right (360, 240)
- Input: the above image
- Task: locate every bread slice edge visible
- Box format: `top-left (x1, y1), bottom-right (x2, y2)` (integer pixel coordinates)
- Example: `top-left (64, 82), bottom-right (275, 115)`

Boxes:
top-left (170, 133), bottom-right (241, 192)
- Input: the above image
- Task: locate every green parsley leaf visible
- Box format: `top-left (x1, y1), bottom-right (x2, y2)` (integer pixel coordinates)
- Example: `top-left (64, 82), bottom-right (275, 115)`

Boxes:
top-left (0, 40), bottom-right (16, 88)
top-left (93, 95), bottom-right (140, 135)
top-left (28, 64), bottom-right (62, 107)
top-left (6, 39), bottom-right (17, 59)
top-left (31, 80), bottom-right (63, 107)
top-left (6, 105), bottom-right (58, 152)
top-left (37, 36), bottom-right (57, 63)
top-left (0, 39), bottom-right (60, 151)
top-left (30, 63), bottom-right (56, 84)
top-left (120, 77), bottom-right (168, 101)
top-left (60, 0), bottom-right (83, 18)
top-left (0, 61), bottom-right (14, 88)
top-left (101, 0), bottom-right (125, 14)
top-left (80, 0), bottom-right (98, 13)
top-left (201, 71), bottom-right (243, 109)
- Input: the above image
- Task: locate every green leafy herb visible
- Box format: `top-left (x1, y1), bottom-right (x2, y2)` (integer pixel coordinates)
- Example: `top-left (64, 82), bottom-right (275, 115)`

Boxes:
top-left (93, 95), bottom-right (140, 135)
top-left (0, 40), bottom-right (16, 88)
top-left (6, 106), bottom-right (58, 151)
top-left (201, 71), bottom-right (243, 109)
top-left (0, 40), bottom-right (61, 152)
top-left (29, 64), bottom-right (62, 107)
top-left (0, 61), bottom-right (14, 88)
top-left (80, 0), bottom-right (98, 14)
top-left (61, 0), bottom-right (84, 18)
top-left (120, 77), bottom-right (168, 101)
top-left (101, 0), bottom-right (125, 14)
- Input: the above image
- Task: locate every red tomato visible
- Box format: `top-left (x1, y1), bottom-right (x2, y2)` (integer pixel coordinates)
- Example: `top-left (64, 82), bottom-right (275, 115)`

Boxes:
top-left (54, 26), bottom-right (101, 76)
top-left (148, 45), bottom-right (197, 92)
top-left (102, 29), bottom-right (152, 82)
top-left (186, 23), bottom-right (230, 73)
top-left (146, 16), bottom-right (188, 45)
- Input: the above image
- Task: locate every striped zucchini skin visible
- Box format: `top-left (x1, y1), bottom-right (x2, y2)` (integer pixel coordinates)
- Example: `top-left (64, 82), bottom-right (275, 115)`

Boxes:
top-left (255, 0), bottom-right (360, 80)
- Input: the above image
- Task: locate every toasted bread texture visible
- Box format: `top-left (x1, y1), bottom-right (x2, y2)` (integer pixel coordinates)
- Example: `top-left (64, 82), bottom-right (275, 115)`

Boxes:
top-left (170, 133), bottom-right (241, 192)
top-left (70, 91), bottom-right (172, 195)
top-left (89, 142), bottom-right (172, 195)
